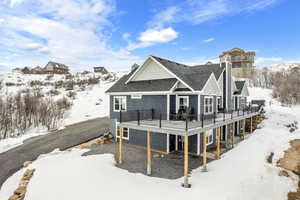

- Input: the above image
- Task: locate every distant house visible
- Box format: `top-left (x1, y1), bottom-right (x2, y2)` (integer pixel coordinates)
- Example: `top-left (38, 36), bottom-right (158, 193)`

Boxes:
top-left (94, 67), bottom-right (108, 74)
top-left (21, 67), bottom-right (31, 74)
top-left (44, 61), bottom-right (69, 74)
top-left (12, 68), bottom-right (22, 73)
top-left (31, 66), bottom-right (43, 74)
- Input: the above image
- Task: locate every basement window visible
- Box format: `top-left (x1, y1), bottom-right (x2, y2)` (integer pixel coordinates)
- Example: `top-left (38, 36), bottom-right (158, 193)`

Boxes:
top-left (116, 124), bottom-right (129, 140)
top-left (206, 130), bottom-right (214, 146)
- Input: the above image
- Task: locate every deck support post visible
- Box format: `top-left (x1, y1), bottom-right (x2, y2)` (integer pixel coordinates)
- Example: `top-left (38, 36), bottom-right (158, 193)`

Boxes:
top-left (175, 135), bottom-right (178, 151)
top-left (216, 128), bottom-right (221, 159)
top-left (250, 116), bottom-right (253, 133)
top-left (231, 123), bottom-right (235, 148)
top-left (118, 127), bottom-right (123, 164)
top-left (243, 119), bottom-right (246, 139)
top-left (182, 135), bottom-right (191, 188)
top-left (147, 130), bottom-right (152, 175)
top-left (202, 132), bottom-right (208, 172)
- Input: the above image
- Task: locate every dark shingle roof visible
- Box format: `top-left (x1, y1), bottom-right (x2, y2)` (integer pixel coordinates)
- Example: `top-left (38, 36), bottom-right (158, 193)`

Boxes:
top-left (151, 56), bottom-right (221, 91)
top-left (106, 56), bottom-right (225, 93)
top-left (106, 67), bottom-right (178, 92)
top-left (234, 81), bottom-right (246, 95)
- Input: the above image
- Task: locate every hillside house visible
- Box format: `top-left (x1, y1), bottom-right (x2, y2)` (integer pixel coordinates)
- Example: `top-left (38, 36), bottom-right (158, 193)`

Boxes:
top-left (106, 55), bottom-right (259, 187)
top-left (44, 61), bottom-right (69, 74)
top-left (94, 67), bottom-right (108, 74)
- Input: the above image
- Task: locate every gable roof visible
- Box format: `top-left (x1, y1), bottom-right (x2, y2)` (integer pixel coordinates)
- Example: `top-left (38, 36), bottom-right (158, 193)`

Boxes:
top-left (234, 80), bottom-right (246, 95)
top-left (106, 56), bottom-right (225, 93)
top-left (151, 56), bottom-right (223, 91)
top-left (106, 67), bottom-right (178, 93)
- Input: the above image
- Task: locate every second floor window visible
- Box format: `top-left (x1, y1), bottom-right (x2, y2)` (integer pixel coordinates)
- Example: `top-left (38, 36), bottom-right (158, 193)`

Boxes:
top-left (114, 96), bottom-right (127, 112)
top-left (204, 96), bottom-right (213, 114)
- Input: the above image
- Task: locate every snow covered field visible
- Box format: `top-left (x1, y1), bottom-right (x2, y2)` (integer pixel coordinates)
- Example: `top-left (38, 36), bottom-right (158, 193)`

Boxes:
top-left (0, 87), bottom-right (299, 200)
top-left (0, 71), bottom-right (124, 153)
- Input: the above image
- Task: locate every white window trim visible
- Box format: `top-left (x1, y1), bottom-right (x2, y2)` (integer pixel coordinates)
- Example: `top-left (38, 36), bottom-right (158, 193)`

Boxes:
top-left (113, 96), bottom-right (127, 112)
top-left (204, 96), bottom-right (213, 115)
top-left (115, 122), bottom-right (129, 140)
top-left (176, 96), bottom-right (189, 112)
top-left (207, 130), bottom-right (214, 146)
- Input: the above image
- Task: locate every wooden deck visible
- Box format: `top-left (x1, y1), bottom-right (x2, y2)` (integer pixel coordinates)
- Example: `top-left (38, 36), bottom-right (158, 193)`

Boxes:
top-left (119, 111), bottom-right (259, 136)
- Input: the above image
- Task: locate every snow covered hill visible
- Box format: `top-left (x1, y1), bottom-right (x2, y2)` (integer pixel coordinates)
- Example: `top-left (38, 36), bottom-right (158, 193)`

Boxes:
top-left (262, 63), bottom-right (300, 72)
top-left (0, 70), bottom-right (127, 153)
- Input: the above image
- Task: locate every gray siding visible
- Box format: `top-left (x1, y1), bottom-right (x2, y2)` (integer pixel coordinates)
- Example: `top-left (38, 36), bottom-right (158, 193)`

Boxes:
top-left (110, 95), bottom-right (168, 152)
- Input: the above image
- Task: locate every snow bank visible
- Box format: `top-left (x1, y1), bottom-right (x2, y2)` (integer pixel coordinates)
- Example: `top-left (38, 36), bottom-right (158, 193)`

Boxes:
top-left (63, 82), bottom-right (114, 126)
top-left (0, 128), bottom-right (49, 154)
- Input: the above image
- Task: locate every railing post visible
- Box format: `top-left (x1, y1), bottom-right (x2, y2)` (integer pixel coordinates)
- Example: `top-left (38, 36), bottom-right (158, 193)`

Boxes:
top-left (223, 112), bottom-right (225, 122)
top-left (119, 111), bottom-right (122, 123)
top-left (185, 117), bottom-right (188, 131)
top-left (151, 108), bottom-right (154, 120)
top-left (137, 110), bottom-right (140, 125)
top-left (159, 113), bottom-right (162, 128)
top-left (201, 114), bottom-right (204, 128)
top-left (214, 112), bottom-right (216, 124)
top-left (231, 110), bottom-right (233, 120)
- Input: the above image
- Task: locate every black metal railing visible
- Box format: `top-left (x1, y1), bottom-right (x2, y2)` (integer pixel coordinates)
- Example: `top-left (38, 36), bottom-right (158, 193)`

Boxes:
top-left (118, 106), bottom-right (260, 131)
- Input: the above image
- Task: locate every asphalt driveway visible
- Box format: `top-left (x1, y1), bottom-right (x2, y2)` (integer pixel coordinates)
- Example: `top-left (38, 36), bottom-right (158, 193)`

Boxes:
top-left (0, 117), bottom-right (110, 189)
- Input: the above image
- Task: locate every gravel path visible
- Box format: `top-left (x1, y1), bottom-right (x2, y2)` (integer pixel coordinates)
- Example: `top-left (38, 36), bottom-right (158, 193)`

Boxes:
top-left (0, 117), bottom-right (110, 189)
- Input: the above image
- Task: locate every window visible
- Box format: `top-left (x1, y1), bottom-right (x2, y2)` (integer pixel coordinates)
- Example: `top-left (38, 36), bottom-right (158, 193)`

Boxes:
top-left (217, 97), bottom-right (222, 110)
top-left (116, 125), bottom-right (129, 140)
top-left (204, 96), bottom-right (213, 114)
top-left (206, 130), bottom-right (214, 145)
top-left (240, 98), bottom-right (245, 109)
top-left (178, 96), bottom-right (189, 110)
top-left (113, 96), bottom-right (127, 112)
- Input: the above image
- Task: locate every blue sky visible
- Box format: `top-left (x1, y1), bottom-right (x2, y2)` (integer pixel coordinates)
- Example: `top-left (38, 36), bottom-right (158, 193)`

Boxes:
top-left (0, 0), bottom-right (299, 71)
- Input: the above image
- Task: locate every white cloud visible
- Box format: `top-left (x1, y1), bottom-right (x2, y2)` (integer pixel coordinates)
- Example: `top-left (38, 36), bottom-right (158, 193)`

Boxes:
top-left (126, 27), bottom-right (178, 51)
top-left (0, 0), bottom-right (141, 71)
top-left (202, 38), bottom-right (215, 43)
top-left (122, 33), bottom-right (130, 40)
top-left (8, 0), bottom-right (25, 7)
top-left (147, 6), bottom-right (178, 29)
top-left (139, 27), bottom-right (178, 43)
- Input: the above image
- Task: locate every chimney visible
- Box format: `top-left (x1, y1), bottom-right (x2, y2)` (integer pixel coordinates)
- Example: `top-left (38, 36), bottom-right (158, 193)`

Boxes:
top-left (131, 63), bottom-right (139, 71)
top-left (222, 55), bottom-right (232, 111)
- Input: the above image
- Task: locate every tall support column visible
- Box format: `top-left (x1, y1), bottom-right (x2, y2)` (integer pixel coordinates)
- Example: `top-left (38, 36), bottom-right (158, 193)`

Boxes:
top-left (175, 135), bottom-right (178, 151)
top-left (118, 127), bottom-right (123, 164)
top-left (243, 119), bottom-right (246, 139)
top-left (147, 130), bottom-right (152, 175)
top-left (182, 135), bottom-right (191, 188)
top-left (197, 133), bottom-right (200, 156)
top-left (231, 123), bottom-right (235, 148)
top-left (216, 128), bottom-right (221, 159)
top-left (202, 132), bottom-right (208, 172)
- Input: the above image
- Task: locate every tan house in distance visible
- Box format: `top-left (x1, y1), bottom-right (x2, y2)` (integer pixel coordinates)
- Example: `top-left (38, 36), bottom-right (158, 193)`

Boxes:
top-left (219, 48), bottom-right (256, 78)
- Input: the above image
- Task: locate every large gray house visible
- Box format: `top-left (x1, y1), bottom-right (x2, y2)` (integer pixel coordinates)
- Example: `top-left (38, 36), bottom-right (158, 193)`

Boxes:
top-left (106, 55), bottom-right (249, 152)
top-left (106, 55), bottom-right (256, 187)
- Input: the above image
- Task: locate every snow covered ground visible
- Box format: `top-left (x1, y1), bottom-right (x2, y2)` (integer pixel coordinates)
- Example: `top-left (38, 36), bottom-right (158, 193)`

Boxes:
top-left (0, 71), bottom-right (125, 153)
top-left (0, 87), bottom-right (299, 200)
top-left (0, 127), bottom-right (49, 154)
